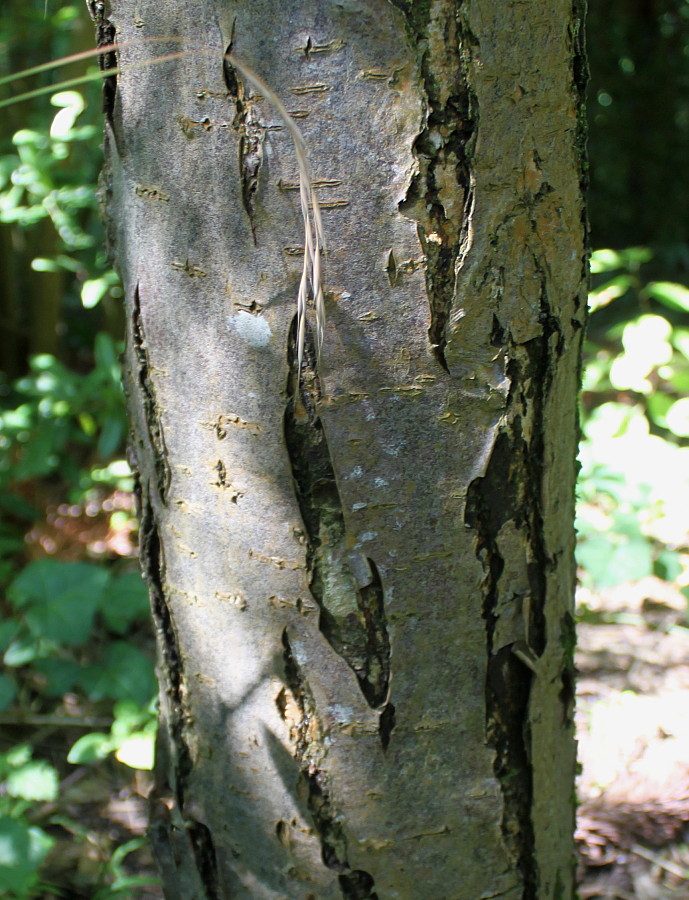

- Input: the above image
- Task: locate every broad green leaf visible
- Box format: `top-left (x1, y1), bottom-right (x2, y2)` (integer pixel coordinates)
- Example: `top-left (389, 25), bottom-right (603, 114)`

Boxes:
top-left (94, 331), bottom-right (119, 371)
top-left (0, 676), bottom-right (16, 712)
top-left (672, 329), bottom-right (689, 360)
top-left (9, 560), bottom-right (109, 646)
top-left (6, 760), bottom-right (59, 802)
top-left (654, 549), bottom-right (683, 583)
top-left (97, 415), bottom-right (124, 458)
top-left (4, 635), bottom-right (39, 667)
top-left (0, 621), bottom-right (19, 653)
top-left (32, 658), bottom-right (82, 697)
top-left (577, 535), bottom-right (653, 588)
top-left (0, 817), bottom-right (54, 894)
top-left (79, 642), bottom-right (156, 706)
top-left (588, 273), bottom-right (634, 312)
top-left (67, 732), bottom-right (113, 764)
top-left (617, 246), bottom-right (652, 266)
top-left (4, 744), bottom-right (32, 769)
top-left (100, 572), bottom-right (149, 634)
top-left (665, 397), bottom-right (689, 437)
top-left (645, 391), bottom-right (674, 429)
top-left (115, 734), bottom-right (155, 770)
top-left (589, 248), bottom-right (623, 273)
top-left (81, 277), bottom-right (109, 308)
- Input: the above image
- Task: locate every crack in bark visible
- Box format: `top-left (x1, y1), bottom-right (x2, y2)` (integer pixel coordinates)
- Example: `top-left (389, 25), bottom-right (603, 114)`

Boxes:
top-left (464, 282), bottom-right (566, 895)
top-left (223, 36), bottom-right (265, 245)
top-left (131, 282), bottom-right (217, 894)
top-left (187, 820), bottom-right (221, 900)
top-left (132, 285), bottom-right (171, 501)
top-left (569, 0), bottom-right (591, 348)
top-left (280, 631), bottom-right (379, 899)
top-left (284, 321), bottom-right (393, 742)
top-left (87, 1), bottom-right (118, 123)
top-left (140, 485), bottom-right (219, 898)
top-left (464, 434), bottom-right (537, 900)
top-left (392, 0), bottom-right (477, 372)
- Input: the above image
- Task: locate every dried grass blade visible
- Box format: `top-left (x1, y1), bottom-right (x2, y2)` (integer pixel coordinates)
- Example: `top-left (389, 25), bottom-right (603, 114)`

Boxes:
top-left (227, 52), bottom-right (326, 373)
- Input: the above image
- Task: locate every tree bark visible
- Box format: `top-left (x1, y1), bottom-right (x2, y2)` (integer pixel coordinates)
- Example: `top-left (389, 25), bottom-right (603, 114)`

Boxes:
top-left (95, 0), bottom-right (587, 897)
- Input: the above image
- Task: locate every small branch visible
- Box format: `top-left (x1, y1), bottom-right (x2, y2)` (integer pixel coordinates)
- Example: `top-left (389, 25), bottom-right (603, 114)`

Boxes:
top-left (0, 713), bottom-right (112, 727)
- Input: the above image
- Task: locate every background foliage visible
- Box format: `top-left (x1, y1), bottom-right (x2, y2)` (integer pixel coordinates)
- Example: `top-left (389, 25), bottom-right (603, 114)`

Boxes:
top-left (0, 4), bottom-right (156, 897)
top-left (1, 0), bottom-right (689, 897)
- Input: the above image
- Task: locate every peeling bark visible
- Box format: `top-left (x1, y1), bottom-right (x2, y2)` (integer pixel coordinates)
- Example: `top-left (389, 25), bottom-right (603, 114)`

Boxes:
top-left (95, 0), bottom-right (587, 897)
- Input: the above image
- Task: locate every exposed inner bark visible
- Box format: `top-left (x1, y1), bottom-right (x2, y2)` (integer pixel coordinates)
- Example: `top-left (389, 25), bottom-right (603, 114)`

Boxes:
top-left (283, 321), bottom-right (394, 743)
top-left (392, 0), bottom-right (477, 372)
top-left (131, 285), bottom-right (171, 501)
top-left (464, 300), bottom-right (567, 896)
top-left (87, 1), bottom-right (118, 122)
top-left (465, 432), bottom-right (537, 897)
top-left (222, 32), bottom-right (264, 244)
top-left (280, 630), bottom-right (379, 899)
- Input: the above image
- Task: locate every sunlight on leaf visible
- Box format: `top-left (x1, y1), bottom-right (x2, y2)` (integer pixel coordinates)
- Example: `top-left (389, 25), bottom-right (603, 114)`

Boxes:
top-left (115, 733), bottom-right (155, 770)
top-left (645, 280), bottom-right (689, 312)
top-left (6, 760), bottom-right (59, 802)
top-left (49, 89), bottom-right (85, 139)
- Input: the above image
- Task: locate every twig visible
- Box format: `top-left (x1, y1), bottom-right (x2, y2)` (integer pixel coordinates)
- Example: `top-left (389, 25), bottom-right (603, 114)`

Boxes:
top-left (630, 843), bottom-right (689, 881)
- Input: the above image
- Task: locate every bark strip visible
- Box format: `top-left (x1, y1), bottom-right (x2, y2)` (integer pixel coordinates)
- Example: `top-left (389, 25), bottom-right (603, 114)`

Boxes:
top-left (284, 322), bottom-right (393, 739)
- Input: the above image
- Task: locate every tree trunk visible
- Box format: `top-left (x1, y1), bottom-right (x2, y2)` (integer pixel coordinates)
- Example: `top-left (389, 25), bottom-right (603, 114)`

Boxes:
top-left (95, 0), bottom-right (587, 897)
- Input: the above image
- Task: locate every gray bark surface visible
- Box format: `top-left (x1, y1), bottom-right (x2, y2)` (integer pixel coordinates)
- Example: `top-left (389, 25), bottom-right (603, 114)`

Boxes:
top-left (94, 0), bottom-right (587, 897)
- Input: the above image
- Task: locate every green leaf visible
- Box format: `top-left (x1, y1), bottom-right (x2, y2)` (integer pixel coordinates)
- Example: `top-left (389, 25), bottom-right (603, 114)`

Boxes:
top-left (0, 676), bottom-right (17, 712)
top-left (0, 492), bottom-right (38, 521)
top-left (97, 415), bottom-right (124, 458)
top-left (645, 391), bottom-right (674, 429)
top-left (67, 732), bottom-right (113, 764)
top-left (6, 760), bottom-right (59, 802)
top-left (9, 560), bottom-right (109, 646)
top-left (646, 281), bottom-right (689, 312)
top-left (665, 397), bottom-right (689, 437)
top-left (81, 277), bottom-right (109, 308)
top-left (0, 621), bottom-right (20, 654)
top-left (115, 733), bottom-right (155, 770)
top-left (589, 248), bottom-right (623, 273)
top-left (79, 642), bottom-right (156, 706)
top-left (577, 534), bottom-right (653, 588)
top-left (0, 536), bottom-right (25, 556)
top-left (4, 635), bottom-right (39, 668)
top-left (32, 658), bottom-right (82, 697)
top-left (100, 572), bottom-right (149, 634)
top-left (0, 817), bottom-right (54, 895)
top-left (617, 246), bottom-right (653, 266)
top-left (654, 549), bottom-right (683, 583)
top-left (588, 273), bottom-right (634, 312)
top-left (93, 331), bottom-right (119, 371)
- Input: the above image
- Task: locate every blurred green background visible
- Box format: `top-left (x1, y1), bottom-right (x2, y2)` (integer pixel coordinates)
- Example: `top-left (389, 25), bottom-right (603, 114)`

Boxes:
top-left (1, 1), bottom-right (689, 897)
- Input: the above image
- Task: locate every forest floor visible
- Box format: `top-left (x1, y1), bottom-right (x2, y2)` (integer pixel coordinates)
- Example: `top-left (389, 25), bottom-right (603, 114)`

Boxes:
top-left (576, 576), bottom-right (689, 900)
